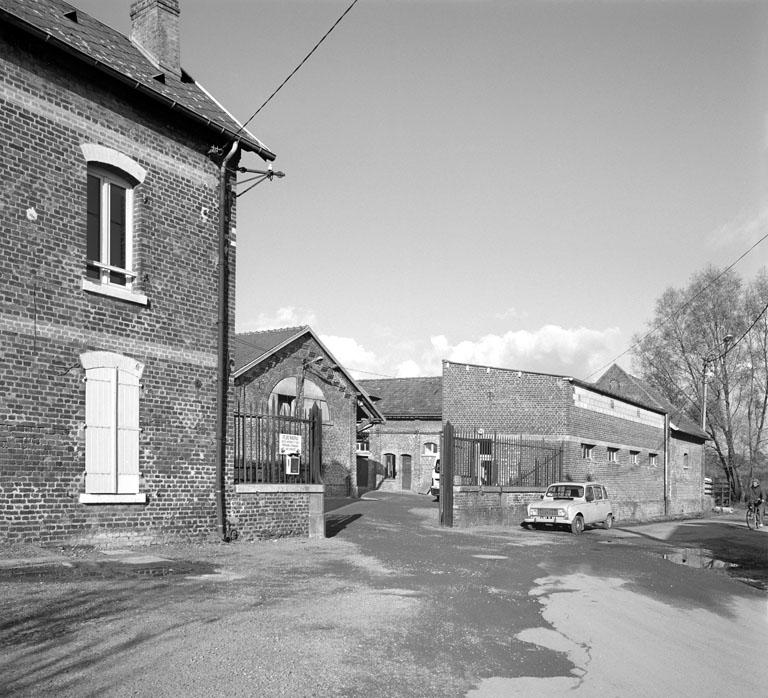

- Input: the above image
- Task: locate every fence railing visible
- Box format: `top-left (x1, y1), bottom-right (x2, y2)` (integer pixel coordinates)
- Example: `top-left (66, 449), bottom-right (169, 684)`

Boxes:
top-left (233, 399), bottom-right (321, 485)
top-left (448, 428), bottom-right (563, 488)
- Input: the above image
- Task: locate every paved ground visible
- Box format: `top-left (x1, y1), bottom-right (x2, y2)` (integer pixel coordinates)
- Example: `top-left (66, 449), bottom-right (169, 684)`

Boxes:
top-left (1, 493), bottom-right (767, 696)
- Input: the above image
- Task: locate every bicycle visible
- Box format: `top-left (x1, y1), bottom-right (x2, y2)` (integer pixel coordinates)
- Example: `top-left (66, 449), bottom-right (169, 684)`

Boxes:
top-left (746, 500), bottom-right (764, 530)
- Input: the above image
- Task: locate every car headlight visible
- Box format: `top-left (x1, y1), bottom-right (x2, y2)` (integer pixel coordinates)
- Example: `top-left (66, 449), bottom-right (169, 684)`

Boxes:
top-left (557, 509), bottom-right (566, 517)
top-left (529, 508), bottom-right (538, 516)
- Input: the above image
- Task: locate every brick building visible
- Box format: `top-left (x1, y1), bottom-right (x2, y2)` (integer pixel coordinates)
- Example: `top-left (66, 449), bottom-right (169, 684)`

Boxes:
top-left (0, 0), bottom-right (275, 544)
top-left (443, 361), bottom-right (708, 523)
top-left (233, 327), bottom-right (384, 500)
top-left (358, 377), bottom-right (442, 495)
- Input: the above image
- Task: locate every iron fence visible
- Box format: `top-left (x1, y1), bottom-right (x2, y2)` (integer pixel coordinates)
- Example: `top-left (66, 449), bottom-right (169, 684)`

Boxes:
top-left (449, 427), bottom-right (563, 487)
top-left (233, 399), bottom-right (321, 485)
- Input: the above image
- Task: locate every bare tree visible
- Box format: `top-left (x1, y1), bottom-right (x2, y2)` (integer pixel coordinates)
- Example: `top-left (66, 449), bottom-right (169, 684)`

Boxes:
top-left (633, 266), bottom-right (768, 499)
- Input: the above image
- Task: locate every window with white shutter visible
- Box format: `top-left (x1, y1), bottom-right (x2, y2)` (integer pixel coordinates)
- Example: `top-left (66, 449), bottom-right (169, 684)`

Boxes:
top-left (79, 351), bottom-right (146, 504)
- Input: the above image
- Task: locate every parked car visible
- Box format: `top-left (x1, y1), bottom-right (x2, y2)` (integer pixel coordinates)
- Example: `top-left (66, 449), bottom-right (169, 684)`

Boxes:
top-left (430, 460), bottom-right (440, 499)
top-left (522, 482), bottom-right (614, 534)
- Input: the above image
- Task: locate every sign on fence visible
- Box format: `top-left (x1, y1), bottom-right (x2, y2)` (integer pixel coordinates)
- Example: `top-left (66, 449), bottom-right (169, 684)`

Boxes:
top-left (279, 433), bottom-right (302, 455)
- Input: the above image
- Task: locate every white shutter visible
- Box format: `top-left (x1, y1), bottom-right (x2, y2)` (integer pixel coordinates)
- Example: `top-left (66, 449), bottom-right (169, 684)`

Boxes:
top-left (85, 366), bottom-right (117, 493)
top-left (116, 368), bottom-right (141, 494)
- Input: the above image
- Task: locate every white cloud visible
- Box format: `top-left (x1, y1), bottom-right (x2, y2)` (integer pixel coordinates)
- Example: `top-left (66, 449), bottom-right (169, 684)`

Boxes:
top-left (393, 359), bottom-right (422, 377)
top-left (237, 306), bottom-right (316, 333)
top-left (708, 205), bottom-right (768, 250)
top-left (424, 325), bottom-right (624, 380)
top-left (320, 335), bottom-right (384, 379)
top-left (494, 307), bottom-right (529, 321)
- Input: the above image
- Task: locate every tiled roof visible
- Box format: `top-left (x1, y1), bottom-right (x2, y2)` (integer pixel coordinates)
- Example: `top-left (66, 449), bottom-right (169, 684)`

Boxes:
top-left (0, 0), bottom-right (274, 159)
top-left (358, 377), bottom-right (443, 419)
top-left (594, 364), bottom-right (708, 440)
top-left (233, 327), bottom-right (308, 373)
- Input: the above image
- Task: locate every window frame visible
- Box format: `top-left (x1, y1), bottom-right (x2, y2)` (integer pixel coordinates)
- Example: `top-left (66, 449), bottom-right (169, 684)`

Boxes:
top-left (423, 441), bottom-right (439, 457)
top-left (79, 351), bottom-right (146, 504)
top-left (649, 453), bottom-right (658, 467)
top-left (581, 443), bottom-right (595, 460)
top-left (629, 450), bottom-right (639, 465)
top-left (80, 144), bottom-right (147, 305)
top-left (607, 447), bottom-right (618, 463)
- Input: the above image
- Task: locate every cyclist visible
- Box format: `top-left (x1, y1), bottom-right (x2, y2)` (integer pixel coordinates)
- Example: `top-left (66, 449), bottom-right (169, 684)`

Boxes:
top-left (746, 478), bottom-right (766, 528)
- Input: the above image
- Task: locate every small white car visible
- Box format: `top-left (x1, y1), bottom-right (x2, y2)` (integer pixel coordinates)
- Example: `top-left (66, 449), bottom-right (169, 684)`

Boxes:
top-left (523, 482), bottom-right (614, 534)
top-left (430, 461), bottom-right (440, 499)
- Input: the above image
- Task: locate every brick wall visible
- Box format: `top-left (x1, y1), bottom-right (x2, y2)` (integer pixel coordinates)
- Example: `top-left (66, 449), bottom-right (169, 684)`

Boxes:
top-left (367, 419), bottom-right (442, 494)
top-left (0, 28), bottom-right (237, 544)
top-left (442, 361), bottom-right (705, 524)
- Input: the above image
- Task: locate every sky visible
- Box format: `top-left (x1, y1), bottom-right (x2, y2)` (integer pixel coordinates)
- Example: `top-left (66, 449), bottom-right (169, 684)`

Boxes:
top-left (75, 0), bottom-right (768, 381)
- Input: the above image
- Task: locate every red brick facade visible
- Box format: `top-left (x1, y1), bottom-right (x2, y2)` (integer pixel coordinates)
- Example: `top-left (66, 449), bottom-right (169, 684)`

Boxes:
top-left (0, 13), bottom-right (244, 544)
top-left (234, 334), bottom-right (360, 497)
top-left (443, 362), bottom-right (706, 522)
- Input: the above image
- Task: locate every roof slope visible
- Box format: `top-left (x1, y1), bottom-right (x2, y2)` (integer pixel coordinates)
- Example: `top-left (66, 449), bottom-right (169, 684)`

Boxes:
top-left (0, 0), bottom-right (273, 158)
top-left (234, 327), bottom-right (385, 423)
top-left (595, 364), bottom-right (708, 440)
top-left (233, 327), bottom-right (310, 373)
top-left (358, 377), bottom-right (443, 419)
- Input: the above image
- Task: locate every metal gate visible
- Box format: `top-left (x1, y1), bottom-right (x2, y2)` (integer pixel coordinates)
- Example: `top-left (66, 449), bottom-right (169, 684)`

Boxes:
top-left (234, 399), bottom-right (322, 484)
top-left (439, 422), bottom-right (563, 527)
top-left (439, 422), bottom-right (455, 526)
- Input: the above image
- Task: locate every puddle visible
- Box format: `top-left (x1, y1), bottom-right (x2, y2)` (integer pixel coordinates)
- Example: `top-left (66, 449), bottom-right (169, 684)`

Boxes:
top-left (653, 546), bottom-right (768, 591)
top-left (658, 547), bottom-right (739, 571)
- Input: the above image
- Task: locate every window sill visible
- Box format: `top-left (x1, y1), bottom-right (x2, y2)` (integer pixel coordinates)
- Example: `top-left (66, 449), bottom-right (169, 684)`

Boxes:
top-left (82, 278), bottom-right (148, 306)
top-left (79, 493), bottom-right (147, 504)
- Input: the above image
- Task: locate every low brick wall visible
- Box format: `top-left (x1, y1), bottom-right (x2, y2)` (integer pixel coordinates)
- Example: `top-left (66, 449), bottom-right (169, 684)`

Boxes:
top-left (230, 484), bottom-right (325, 540)
top-left (452, 486), bottom-right (546, 527)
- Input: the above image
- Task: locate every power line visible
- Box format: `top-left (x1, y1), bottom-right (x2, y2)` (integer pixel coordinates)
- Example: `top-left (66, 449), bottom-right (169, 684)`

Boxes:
top-left (235, 0), bottom-right (362, 137)
top-left (585, 229), bottom-right (768, 381)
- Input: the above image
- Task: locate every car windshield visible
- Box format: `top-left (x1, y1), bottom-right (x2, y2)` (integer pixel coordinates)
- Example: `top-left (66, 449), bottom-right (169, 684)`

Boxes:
top-left (546, 485), bottom-right (583, 499)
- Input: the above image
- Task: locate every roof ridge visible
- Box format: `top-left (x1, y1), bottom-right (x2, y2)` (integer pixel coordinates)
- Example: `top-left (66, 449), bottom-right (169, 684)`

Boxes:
top-left (237, 325), bottom-right (307, 337)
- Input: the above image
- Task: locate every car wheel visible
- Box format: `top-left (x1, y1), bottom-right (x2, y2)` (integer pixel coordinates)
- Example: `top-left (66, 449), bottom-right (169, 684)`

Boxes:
top-left (521, 522), bottom-right (531, 530)
top-left (571, 514), bottom-right (585, 535)
top-left (603, 514), bottom-right (613, 529)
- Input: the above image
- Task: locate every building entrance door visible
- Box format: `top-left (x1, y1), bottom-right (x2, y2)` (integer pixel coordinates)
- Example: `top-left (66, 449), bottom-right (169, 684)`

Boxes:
top-left (401, 454), bottom-right (412, 490)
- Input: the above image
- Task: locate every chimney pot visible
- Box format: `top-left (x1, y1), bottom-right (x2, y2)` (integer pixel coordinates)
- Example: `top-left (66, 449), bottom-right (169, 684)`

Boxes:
top-left (130, 0), bottom-right (182, 78)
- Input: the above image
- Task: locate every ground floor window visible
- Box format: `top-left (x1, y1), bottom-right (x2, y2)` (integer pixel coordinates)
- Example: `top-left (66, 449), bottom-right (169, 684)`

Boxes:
top-left (80, 351), bottom-right (145, 502)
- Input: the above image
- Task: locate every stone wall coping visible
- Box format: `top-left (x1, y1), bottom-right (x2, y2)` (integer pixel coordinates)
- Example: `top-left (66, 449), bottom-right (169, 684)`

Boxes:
top-left (234, 484), bottom-right (325, 494)
top-left (454, 486), bottom-right (547, 494)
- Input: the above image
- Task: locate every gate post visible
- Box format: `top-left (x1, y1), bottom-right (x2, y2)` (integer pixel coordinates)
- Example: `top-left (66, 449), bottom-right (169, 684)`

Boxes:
top-left (310, 403), bottom-right (322, 484)
top-left (440, 422), bottom-right (454, 527)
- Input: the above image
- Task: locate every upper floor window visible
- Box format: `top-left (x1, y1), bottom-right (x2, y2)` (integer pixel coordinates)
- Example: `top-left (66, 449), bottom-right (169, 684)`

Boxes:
top-left (87, 167), bottom-right (134, 286)
top-left (581, 443), bottom-right (594, 460)
top-left (607, 447), bottom-right (618, 463)
top-left (80, 144), bottom-right (147, 305)
top-left (79, 351), bottom-right (146, 504)
top-left (649, 453), bottom-right (658, 467)
top-left (630, 450), bottom-right (639, 465)
top-left (423, 442), bottom-right (439, 456)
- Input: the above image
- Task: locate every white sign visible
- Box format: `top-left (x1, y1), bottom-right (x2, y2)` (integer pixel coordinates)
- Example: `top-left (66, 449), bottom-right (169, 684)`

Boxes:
top-left (278, 433), bottom-right (302, 455)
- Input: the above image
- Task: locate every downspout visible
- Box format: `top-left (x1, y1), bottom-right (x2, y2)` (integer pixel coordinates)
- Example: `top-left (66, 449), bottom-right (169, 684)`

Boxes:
top-left (215, 140), bottom-right (239, 541)
top-left (663, 413), bottom-right (670, 517)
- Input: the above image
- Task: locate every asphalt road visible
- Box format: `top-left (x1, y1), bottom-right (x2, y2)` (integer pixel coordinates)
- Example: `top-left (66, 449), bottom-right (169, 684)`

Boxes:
top-left (1, 493), bottom-right (766, 697)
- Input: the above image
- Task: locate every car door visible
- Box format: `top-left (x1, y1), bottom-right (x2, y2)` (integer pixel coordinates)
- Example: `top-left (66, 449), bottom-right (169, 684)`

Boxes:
top-left (592, 485), bottom-right (608, 521)
top-left (583, 485), bottom-right (598, 524)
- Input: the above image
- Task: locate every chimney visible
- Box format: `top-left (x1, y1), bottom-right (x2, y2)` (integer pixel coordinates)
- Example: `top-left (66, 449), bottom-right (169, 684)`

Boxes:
top-left (130, 0), bottom-right (182, 78)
